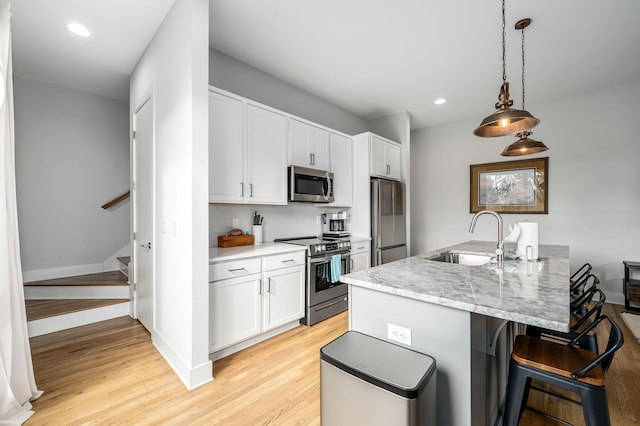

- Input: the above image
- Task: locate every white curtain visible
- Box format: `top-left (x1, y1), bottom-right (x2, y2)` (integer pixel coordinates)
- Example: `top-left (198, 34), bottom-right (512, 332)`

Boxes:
top-left (0, 1), bottom-right (43, 424)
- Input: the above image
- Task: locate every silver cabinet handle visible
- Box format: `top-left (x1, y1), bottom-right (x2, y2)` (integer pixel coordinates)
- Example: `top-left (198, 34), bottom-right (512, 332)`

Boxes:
top-left (257, 278), bottom-right (261, 295)
top-left (309, 153), bottom-right (313, 165)
top-left (312, 153), bottom-right (316, 165)
top-left (241, 182), bottom-right (244, 197)
top-left (281, 259), bottom-right (295, 264)
top-left (228, 267), bottom-right (246, 272)
top-left (350, 259), bottom-right (354, 270)
top-left (249, 183), bottom-right (253, 197)
top-left (267, 277), bottom-right (271, 293)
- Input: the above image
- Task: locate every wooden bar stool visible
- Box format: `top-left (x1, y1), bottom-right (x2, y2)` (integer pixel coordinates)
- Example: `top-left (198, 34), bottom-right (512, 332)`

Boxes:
top-left (504, 315), bottom-right (623, 426)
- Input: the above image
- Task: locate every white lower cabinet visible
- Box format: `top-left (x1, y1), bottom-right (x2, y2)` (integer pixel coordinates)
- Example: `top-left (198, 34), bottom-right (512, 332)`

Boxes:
top-left (350, 241), bottom-right (371, 272)
top-left (209, 273), bottom-right (262, 352)
top-left (209, 251), bottom-right (305, 354)
top-left (263, 265), bottom-right (305, 331)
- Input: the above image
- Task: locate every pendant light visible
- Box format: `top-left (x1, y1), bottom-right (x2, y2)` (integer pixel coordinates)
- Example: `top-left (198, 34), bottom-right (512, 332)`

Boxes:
top-left (501, 18), bottom-right (549, 156)
top-left (473, 0), bottom-right (539, 137)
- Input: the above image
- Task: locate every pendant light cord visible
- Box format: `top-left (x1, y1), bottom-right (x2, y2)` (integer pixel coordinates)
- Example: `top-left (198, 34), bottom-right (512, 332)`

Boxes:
top-left (502, 0), bottom-right (507, 84)
top-left (521, 24), bottom-right (526, 110)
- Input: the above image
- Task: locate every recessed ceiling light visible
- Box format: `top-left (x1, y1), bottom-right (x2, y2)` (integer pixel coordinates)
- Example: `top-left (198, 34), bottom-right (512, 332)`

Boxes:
top-left (434, 98), bottom-right (446, 105)
top-left (66, 23), bottom-right (91, 37)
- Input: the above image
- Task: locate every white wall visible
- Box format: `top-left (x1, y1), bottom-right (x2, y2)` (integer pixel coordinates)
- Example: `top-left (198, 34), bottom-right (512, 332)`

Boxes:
top-left (14, 76), bottom-right (130, 280)
top-left (130, 0), bottom-right (211, 389)
top-left (209, 49), bottom-right (370, 136)
top-left (410, 80), bottom-right (640, 303)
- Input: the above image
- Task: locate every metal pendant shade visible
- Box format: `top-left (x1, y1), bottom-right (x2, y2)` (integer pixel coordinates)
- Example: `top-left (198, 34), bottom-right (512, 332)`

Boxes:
top-left (501, 131), bottom-right (548, 156)
top-left (474, 93), bottom-right (540, 137)
top-left (474, 1), bottom-right (539, 138)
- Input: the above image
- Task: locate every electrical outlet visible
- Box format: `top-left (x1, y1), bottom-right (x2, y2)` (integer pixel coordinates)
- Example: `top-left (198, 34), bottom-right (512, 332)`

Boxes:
top-left (232, 218), bottom-right (240, 228)
top-left (160, 219), bottom-right (167, 234)
top-left (387, 323), bottom-right (412, 346)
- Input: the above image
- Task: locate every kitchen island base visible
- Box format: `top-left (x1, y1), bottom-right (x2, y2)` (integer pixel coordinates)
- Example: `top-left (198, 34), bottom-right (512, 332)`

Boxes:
top-left (348, 285), bottom-right (515, 426)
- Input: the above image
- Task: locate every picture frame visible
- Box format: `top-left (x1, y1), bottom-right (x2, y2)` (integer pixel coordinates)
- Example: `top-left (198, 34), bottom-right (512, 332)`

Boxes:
top-left (470, 157), bottom-right (548, 214)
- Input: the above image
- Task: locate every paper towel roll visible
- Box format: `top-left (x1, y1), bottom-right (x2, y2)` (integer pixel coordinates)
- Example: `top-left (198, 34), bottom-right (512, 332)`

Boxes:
top-left (516, 222), bottom-right (538, 260)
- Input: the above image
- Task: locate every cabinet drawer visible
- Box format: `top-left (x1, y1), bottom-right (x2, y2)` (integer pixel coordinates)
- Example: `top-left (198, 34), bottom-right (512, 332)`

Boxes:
top-left (210, 257), bottom-right (261, 281)
top-left (350, 241), bottom-right (371, 255)
top-left (263, 251), bottom-right (306, 272)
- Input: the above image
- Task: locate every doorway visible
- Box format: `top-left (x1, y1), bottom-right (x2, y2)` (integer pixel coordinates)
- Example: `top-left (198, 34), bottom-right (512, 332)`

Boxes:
top-left (132, 97), bottom-right (154, 333)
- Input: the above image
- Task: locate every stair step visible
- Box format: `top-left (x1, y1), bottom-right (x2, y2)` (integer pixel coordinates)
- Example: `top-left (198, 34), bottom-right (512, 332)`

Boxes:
top-left (26, 299), bottom-right (128, 321)
top-left (24, 270), bottom-right (128, 287)
top-left (117, 256), bottom-right (131, 265)
top-left (26, 299), bottom-right (130, 337)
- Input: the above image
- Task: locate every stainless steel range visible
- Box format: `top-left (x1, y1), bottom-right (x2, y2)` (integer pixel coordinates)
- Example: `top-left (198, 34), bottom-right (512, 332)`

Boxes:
top-left (275, 236), bottom-right (351, 325)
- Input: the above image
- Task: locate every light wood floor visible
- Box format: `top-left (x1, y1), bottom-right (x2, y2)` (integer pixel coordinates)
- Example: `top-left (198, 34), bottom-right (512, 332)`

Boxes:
top-left (28, 304), bottom-right (640, 425)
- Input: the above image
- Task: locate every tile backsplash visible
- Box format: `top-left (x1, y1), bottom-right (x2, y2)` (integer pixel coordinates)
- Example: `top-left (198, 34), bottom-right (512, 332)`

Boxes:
top-left (209, 204), bottom-right (351, 247)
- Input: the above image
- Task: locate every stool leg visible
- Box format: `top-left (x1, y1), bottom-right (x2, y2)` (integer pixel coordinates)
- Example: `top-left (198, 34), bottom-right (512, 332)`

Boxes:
top-left (504, 362), bottom-right (530, 426)
top-left (525, 326), bottom-right (541, 338)
top-left (579, 386), bottom-right (610, 426)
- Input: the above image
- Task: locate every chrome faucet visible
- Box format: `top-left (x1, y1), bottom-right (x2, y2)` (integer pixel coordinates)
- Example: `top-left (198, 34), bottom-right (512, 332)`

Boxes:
top-left (469, 210), bottom-right (504, 268)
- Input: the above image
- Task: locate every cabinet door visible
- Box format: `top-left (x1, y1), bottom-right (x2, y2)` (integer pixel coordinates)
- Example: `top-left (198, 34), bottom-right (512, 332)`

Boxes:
top-left (329, 133), bottom-right (352, 207)
top-left (386, 142), bottom-right (401, 181)
top-left (210, 274), bottom-right (262, 352)
top-left (370, 135), bottom-right (388, 177)
top-left (350, 252), bottom-right (370, 273)
top-left (263, 266), bottom-right (305, 331)
top-left (246, 104), bottom-right (288, 204)
top-left (288, 118), bottom-right (313, 168)
top-left (288, 118), bottom-right (331, 171)
top-left (208, 91), bottom-right (245, 202)
top-left (310, 125), bottom-right (331, 171)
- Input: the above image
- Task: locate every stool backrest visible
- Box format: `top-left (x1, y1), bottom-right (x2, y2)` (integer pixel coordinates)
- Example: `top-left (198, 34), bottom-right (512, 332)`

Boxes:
top-left (570, 262), bottom-right (592, 285)
top-left (571, 273), bottom-right (599, 298)
top-left (572, 288), bottom-right (606, 331)
top-left (570, 315), bottom-right (624, 379)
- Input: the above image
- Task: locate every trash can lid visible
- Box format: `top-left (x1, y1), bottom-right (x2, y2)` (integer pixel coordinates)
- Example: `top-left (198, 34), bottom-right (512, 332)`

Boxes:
top-left (320, 331), bottom-right (436, 399)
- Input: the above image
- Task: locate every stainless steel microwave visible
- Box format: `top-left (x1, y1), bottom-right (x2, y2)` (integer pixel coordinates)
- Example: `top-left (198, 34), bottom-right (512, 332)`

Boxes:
top-left (288, 166), bottom-right (334, 203)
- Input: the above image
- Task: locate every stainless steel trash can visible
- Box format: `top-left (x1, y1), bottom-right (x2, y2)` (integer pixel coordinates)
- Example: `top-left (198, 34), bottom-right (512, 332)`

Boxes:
top-left (320, 331), bottom-right (436, 426)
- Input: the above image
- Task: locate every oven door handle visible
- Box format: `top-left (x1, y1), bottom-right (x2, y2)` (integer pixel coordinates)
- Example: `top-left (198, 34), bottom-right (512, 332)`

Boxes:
top-left (309, 254), bottom-right (348, 264)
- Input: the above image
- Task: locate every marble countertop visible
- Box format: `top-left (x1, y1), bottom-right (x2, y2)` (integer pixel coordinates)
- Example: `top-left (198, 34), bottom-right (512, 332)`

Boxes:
top-left (341, 240), bottom-right (570, 332)
top-left (209, 242), bottom-right (306, 263)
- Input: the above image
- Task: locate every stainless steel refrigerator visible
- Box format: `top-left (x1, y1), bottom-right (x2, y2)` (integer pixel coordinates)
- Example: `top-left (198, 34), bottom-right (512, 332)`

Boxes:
top-left (371, 178), bottom-right (407, 266)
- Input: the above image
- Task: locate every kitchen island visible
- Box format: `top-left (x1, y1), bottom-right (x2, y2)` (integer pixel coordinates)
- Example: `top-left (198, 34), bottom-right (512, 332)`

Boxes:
top-left (340, 240), bottom-right (570, 426)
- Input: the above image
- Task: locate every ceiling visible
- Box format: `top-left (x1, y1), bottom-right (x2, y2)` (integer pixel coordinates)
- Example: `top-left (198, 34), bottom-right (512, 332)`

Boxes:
top-left (10, 0), bottom-right (640, 129)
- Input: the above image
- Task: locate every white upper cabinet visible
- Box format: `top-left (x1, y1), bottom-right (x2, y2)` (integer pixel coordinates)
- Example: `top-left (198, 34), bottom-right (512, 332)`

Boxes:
top-left (329, 132), bottom-right (353, 207)
top-left (208, 91), bottom-right (245, 202)
top-left (208, 88), bottom-right (287, 204)
top-left (288, 118), bottom-right (331, 171)
top-left (246, 104), bottom-right (288, 204)
top-left (370, 134), bottom-right (401, 181)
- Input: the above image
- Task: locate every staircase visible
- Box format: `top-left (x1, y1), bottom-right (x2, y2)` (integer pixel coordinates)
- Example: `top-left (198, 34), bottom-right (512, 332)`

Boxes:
top-left (24, 257), bottom-right (132, 337)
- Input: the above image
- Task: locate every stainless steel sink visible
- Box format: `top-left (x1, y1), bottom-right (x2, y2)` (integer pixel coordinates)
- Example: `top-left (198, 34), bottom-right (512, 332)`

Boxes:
top-left (427, 251), bottom-right (494, 266)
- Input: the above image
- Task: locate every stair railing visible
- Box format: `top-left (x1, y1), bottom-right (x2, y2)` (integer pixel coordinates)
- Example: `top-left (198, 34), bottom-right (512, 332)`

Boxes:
top-left (101, 190), bottom-right (130, 209)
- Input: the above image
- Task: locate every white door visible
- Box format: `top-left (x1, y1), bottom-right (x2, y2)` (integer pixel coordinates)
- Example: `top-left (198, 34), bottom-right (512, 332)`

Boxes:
top-left (133, 98), bottom-right (154, 333)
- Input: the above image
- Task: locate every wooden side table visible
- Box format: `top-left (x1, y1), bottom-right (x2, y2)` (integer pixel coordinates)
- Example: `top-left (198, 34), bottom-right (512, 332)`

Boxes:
top-left (623, 260), bottom-right (640, 312)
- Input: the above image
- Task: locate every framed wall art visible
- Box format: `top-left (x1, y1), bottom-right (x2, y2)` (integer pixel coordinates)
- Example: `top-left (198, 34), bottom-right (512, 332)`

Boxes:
top-left (470, 157), bottom-right (548, 214)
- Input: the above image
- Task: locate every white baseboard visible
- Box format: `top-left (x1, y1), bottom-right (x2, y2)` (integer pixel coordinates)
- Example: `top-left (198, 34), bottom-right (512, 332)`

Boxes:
top-left (23, 263), bottom-right (106, 283)
top-left (209, 320), bottom-right (301, 362)
top-left (24, 285), bottom-right (130, 300)
top-left (27, 302), bottom-right (130, 337)
top-left (23, 243), bottom-right (131, 283)
top-left (152, 330), bottom-right (213, 391)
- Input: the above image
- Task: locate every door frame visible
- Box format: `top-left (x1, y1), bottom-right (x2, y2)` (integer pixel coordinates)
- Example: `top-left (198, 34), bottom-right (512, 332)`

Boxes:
top-left (131, 93), bottom-right (155, 333)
